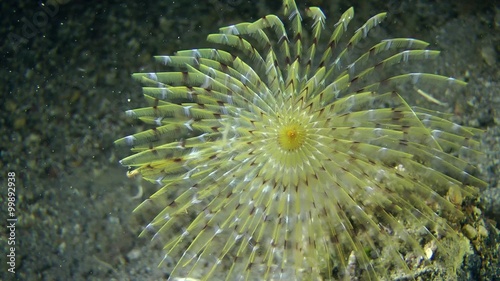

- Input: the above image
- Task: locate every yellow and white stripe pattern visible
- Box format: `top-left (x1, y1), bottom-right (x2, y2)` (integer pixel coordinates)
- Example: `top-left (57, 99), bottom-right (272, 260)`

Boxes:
top-left (116, 0), bottom-right (486, 280)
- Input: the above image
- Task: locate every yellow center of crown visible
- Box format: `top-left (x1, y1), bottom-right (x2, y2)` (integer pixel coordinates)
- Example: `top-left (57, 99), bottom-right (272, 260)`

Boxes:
top-left (278, 123), bottom-right (306, 151)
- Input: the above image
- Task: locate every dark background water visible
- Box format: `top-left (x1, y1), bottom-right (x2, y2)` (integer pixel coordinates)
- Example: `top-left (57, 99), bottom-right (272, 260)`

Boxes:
top-left (1, 0), bottom-right (498, 280)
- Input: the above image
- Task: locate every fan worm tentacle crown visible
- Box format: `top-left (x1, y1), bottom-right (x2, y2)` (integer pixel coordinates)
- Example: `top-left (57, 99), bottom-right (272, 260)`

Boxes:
top-left (116, 0), bottom-right (486, 280)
